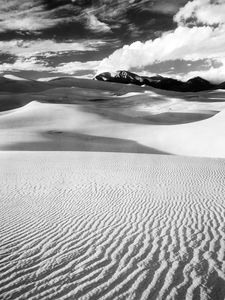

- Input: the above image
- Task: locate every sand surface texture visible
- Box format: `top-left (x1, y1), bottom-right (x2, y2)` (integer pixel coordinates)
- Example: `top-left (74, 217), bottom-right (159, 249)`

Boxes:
top-left (1, 152), bottom-right (225, 300)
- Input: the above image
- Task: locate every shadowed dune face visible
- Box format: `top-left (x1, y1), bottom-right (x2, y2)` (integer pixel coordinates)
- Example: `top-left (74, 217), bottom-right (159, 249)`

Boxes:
top-left (1, 152), bottom-right (225, 299)
top-left (1, 131), bottom-right (167, 154)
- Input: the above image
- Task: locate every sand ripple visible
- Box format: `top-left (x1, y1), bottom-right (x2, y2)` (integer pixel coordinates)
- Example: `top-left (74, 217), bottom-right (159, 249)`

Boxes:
top-left (0, 152), bottom-right (225, 300)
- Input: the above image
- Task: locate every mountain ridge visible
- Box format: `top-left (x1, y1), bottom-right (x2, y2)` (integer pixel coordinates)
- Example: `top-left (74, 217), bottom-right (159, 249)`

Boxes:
top-left (95, 70), bottom-right (221, 92)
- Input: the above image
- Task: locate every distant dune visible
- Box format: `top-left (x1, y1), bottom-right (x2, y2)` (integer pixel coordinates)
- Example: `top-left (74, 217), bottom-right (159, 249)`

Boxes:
top-left (1, 151), bottom-right (225, 299)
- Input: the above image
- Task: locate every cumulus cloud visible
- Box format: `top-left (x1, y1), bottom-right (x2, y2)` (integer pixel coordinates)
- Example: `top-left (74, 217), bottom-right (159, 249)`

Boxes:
top-left (97, 0), bottom-right (225, 83)
top-left (97, 25), bottom-right (225, 71)
top-left (174, 0), bottom-right (225, 26)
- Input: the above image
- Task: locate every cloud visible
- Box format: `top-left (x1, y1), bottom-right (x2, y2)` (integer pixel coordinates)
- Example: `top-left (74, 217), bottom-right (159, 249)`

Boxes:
top-left (0, 39), bottom-right (106, 58)
top-left (0, 38), bottom-right (108, 75)
top-left (0, 56), bottom-right (102, 76)
top-left (0, 57), bottom-right (52, 73)
top-left (0, 0), bottom-right (72, 32)
top-left (0, 57), bottom-right (100, 77)
top-left (180, 59), bottom-right (225, 84)
top-left (0, 0), bottom-right (116, 35)
top-left (0, 0), bottom-right (151, 34)
top-left (85, 12), bottom-right (112, 33)
top-left (96, 0), bottom-right (225, 83)
top-left (54, 60), bottom-right (101, 75)
top-left (174, 0), bottom-right (225, 26)
top-left (97, 26), bottom-right (225, 71)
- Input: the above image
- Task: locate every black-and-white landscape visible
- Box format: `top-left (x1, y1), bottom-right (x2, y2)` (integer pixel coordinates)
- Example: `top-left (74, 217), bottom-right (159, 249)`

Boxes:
top-left (1, 1), bottom-right (225, 299)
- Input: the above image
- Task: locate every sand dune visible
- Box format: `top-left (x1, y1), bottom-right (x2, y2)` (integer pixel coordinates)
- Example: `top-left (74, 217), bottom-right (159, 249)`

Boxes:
top-left (0, 78), bottom-right (225, 156)
top-left (0, 151), bottom-right (225, 299)
top-left (3, 75), bottom-right (29, 81)
top-left (1, 99), bottom-right (225, 157)
top-left (0, 77), bottom-right (224, 112)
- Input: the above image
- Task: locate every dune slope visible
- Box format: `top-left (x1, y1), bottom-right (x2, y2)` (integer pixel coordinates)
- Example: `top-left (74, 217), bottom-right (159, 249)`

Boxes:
top-left (1, 100), bottom-right (225, 157)
top-left (0, 151), bottom-right (225, 300)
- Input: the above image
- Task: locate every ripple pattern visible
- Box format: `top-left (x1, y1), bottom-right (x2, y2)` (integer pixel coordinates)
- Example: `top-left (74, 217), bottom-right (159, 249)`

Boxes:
top-left (0, 152), bottom-right (225, 300)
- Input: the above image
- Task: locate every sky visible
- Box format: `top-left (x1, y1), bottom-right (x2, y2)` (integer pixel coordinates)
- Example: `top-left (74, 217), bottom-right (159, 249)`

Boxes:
top-left (0, 0), bottom-right (225, 82)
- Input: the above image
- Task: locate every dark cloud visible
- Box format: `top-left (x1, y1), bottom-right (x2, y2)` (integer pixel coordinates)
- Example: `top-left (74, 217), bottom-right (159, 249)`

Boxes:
top-left (42, 0), bottom-right (73, 10)
top-left (0, 53), bottom-right (17, 64)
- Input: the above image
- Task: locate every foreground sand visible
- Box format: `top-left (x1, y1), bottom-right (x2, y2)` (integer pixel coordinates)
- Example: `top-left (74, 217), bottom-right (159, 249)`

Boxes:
top-left (1, 151), bottom-right (225, 300)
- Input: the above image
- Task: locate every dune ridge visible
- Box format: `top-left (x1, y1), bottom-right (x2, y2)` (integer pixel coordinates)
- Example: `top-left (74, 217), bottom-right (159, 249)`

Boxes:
top-left (1, 151), bottom-right (225, 299)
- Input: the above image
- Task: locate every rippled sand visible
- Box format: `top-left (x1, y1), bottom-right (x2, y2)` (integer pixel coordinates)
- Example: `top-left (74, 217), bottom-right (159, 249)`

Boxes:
top-left (1, 151), bottom-right (225, 300)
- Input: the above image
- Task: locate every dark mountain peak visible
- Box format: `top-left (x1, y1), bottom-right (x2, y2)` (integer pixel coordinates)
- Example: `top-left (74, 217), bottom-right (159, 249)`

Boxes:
top-left (95, 72), bottom-right (113, 81)
top-left (218, 81), bottom-right (225, 89)
top-left (94, 70), bottom-right (218, 92)
top-left (186, 76), bottom-right (214, 92)
top-left (114, 70), bottom-right (144, 85)
top-left (148, 75), bottom-right (164, 80)
top-left (187, 76), bottom-right (210, 84)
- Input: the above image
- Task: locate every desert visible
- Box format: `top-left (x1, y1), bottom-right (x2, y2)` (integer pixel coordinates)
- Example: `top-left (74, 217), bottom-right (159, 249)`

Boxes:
top-left (1, 0), bottom-right (225, 298)
top-left (0, 75), bottom-right (225, 299)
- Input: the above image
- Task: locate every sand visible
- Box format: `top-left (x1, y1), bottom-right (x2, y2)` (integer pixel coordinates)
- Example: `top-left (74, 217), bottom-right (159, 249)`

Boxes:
top-left (0, 151), bottom-right (225, 300)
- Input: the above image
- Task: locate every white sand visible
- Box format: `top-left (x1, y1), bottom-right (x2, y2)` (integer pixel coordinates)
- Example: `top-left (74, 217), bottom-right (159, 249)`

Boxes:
top-left (0, 151), bottom-right (225, 299)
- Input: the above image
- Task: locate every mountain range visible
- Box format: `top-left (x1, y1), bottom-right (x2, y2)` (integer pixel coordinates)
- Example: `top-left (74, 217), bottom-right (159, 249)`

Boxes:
top-left (95, 70), bottom-right (225, 92)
